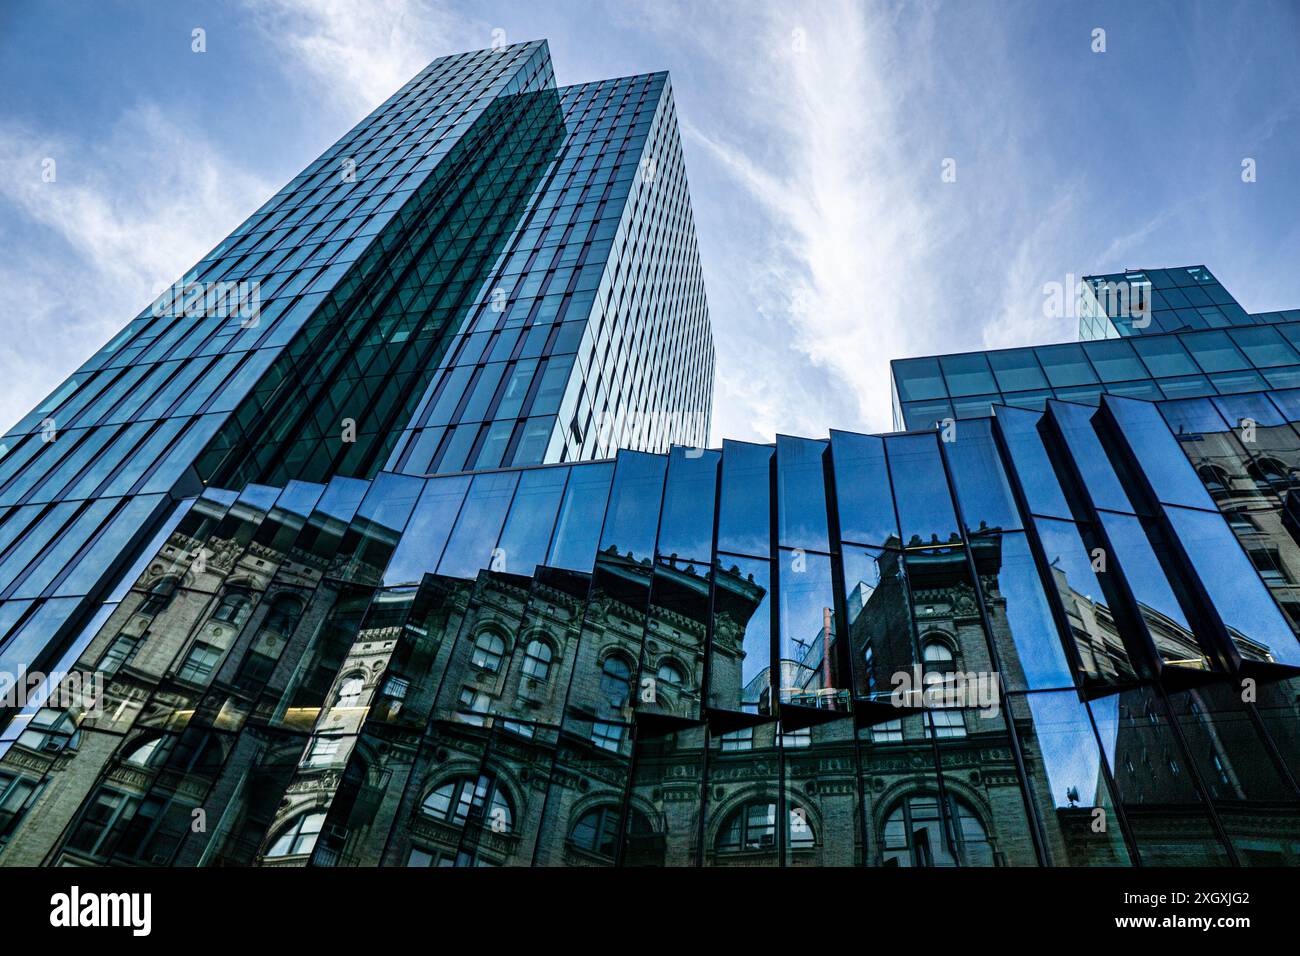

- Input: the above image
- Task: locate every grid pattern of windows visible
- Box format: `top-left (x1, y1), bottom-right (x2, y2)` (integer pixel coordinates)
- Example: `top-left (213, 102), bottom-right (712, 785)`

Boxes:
top-left (3, 389), bottom-right (1299, 869)
top-left (894, 318), bottom-right (1300, 430)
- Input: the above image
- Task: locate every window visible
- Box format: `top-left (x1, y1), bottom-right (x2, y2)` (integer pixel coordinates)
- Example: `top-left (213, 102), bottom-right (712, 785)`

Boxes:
top-left (97, 632), bottom-right (141, 676)
top-left (381, 675), bottom-right (410, 699)
top-left (570, 805), bottom-right (654, 858)
top-left (599, 655), bottom-right (632, 707)
top-left (421, 774), bottom-right (513, 832)
top-left (137, 576), bottom-right (178, 616)
top-left (304, 737), bottom-right (343, 768)
top-left (921, 640), bottom-right (955, 670)
top-left (122, 736), bottom-right (170, 768)
top-left (719, 726), bottom-right (754, 751)
top-left (591, 720), bottom-right (627, 752)
top-left (0, 774), bottom-right (37, 840)
top-left (655, 660), bottom-right (685, 687)
top-left (65, 787), bottom-right (140, 859)
top-left (266, 810), bottom-right (326, 858)
top-left (521, 639), bottom-right (552, 681)
top-left (176, 641), bottom-right (223, 684)
top-left (871, 718), bottom-right (904, 743)
top-left (16, 709), bottom-right (80, 753)
top-left (882, 793), bottom-right (990, 866)
top-left (926, 709), bottom-right (967, 739)
top-left (212, 587), bottom-right (252, 626)
top-left (261, 593), bottom-right (304, 635)
top-left (716, 801), bottom-right (814, 853)
top-left (458, 686), bottom-right (491, 724)
top-left (471, 630), bottom-right (506, 673)
top-left (335, 674), bottom-right (365, 709)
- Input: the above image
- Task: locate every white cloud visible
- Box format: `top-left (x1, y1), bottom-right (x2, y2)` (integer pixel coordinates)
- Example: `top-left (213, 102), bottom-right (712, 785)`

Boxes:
top-left (243, 0), bottom-right (486, 119)
top-left (0, 105), bottom-right (274, 433)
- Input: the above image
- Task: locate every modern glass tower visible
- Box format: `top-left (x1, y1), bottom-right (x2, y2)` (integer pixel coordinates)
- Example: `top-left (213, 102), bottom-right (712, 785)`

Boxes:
top-left (2, 45), bottom-right (1300, 868)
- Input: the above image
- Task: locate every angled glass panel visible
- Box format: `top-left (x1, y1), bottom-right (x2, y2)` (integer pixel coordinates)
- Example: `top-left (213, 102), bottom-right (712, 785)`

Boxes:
top-left (1013, 691), bottom-right (1132, 866)
top-left (1164, 504), bottom-right (1300, 667)
top-left (885, 433), bottom-right (959, 547)
top-left (1133, 335), bottom-right (1198, 378)
top-left (382, 475), bottom-right (470, 586)
top-left (842, 544), bottom-right (914, 702)
top-left (776, 435), bottom-right (830, 553)
top-left (1032, 518), bottom-right (1138, 685)
top-left (992, 405), bottom-right (1072, 520)
top-left (943, 417), bottom-right (1022, 536)
top-left (830, 431), bottom-right (898, 548)
top-left (710, 553), bottom-right (772, 714)
top-left (495, 466), bottom-right (567, 576)
top-left (1103, 396), bottom-right (1217, 511)
top-left (1045, 400), bottom-right (1135, 515)
top-left (716, 440), bottom-right (772, 559)
top-left (776, 548), bottom-right (845, 709)
top-left (656, 446), bottom-right (719, 567)
top-left (548, 461), bottom-right (613, 572)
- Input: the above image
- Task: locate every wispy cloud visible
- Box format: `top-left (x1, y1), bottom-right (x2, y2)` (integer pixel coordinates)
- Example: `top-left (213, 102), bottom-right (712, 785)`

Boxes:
top-left (244, 0), bottom-right (485, 118)
top-left (0, 105), bottom-right (272, 432)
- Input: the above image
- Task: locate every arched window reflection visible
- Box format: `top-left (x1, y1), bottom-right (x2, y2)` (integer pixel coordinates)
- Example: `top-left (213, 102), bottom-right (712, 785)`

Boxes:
top-left (266, 811), bottom-right (326, 858)
top-left (421, 774), bottom-right (513, 832)
top-left (881, 793), bottom-right (991, 866)
top-left (716, 801), bottom-right (814, 853)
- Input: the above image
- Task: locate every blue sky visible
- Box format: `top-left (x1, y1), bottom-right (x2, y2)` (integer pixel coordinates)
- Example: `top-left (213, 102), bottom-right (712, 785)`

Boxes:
top-left (1, 0), bottom-right (1298, 442)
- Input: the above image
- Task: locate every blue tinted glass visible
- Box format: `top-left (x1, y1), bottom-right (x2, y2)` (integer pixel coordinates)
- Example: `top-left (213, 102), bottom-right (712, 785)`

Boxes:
top-left (1163, 505), bottom-right (1300, 667)
top-left (939, 352), bottom-right (997, 397)
top-left (1182, 330), bottom-right (1248, 373)
top-left (1133, 336), bottom-right (1198, 377)
top-left (495, 466), bottom-right (567, 576)
top-left (438, 471), bottom-right (520, 578)
top-left (599, 451), bottom-right (667, 562)
top-left (993, 405), bottom-right (1072, 519)
top-left (885, 433), bottom-right (959, 546)
top-left (893, 357), bottom-right (947, 402)
top-left (829, 431), bottom-right (899, 548)
top-left (1033, 517), bottom-right (1137, 683)
top-left (657, 447), bottom-right (720, 565)
top-left (549, 461), bottom-right (614, 571)
top-left (712, 553), bottom-right (771, 712)
top-left (988, 348), bottom-right (1048, 392)
top-left (1093, 511), bottom-right (1207, 670)
top-left (984, 531), bottom-right (1074, 690)
top-left (1045, 401), bottom-right (1134, 514)
top-left (1036, 344), bottom-right (1097, 387)
top-left (382, 475), bottom-right (470, 585)
top-left (1208, 369), bottom-right (1267, 394)
top-left (1157, 374), bottom-right (1214, 399)
top-left (1269, 388), bottom-right (1300, 423)
top-left (943, 418), bottom-right (1021, 534)
top-left (776, 435), bottom-right (830, 552)
top-left (1229, 326), bottom-right (1297, 368)
top-left (1159, 398), bottom-right (1227, 435)
top-left (1083, 339), bottom-right (1145, 382)
top-left (717, 440), bottom-right (772, 558)
top-left (1212, 393), bottom-right (1284, 428)
top-left (899, 398), bottom-right (954, 429)
top-left (841, 544), bottom-right (913, 700)
top-left (776, 548), bottom-right (840, 704)
top-left (1102, 396), bottom-right (1216, 510)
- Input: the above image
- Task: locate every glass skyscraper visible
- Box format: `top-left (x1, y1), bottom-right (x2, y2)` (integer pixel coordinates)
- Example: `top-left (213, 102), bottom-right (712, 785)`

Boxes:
top-left (1, 43), bottom-right (1299, 869)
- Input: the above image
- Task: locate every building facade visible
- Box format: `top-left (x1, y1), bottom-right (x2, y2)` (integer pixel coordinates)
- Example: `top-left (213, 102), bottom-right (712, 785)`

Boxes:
top-left (1, 46), bottom-right (1300, 868)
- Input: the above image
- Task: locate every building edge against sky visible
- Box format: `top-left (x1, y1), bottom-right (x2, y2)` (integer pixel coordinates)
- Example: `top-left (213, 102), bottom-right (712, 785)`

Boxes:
top-left (1, 43), bottom-right (1300, 867)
